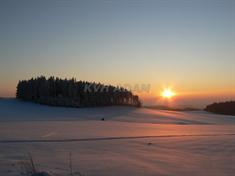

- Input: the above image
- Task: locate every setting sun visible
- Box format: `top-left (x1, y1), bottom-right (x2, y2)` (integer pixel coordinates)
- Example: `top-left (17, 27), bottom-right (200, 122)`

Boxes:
top-left (161, 88), bottom-right (175, 99)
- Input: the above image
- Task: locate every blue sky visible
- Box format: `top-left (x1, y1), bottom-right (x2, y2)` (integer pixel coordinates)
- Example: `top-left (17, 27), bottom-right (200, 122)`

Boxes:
top-left (0, 0), bottom-right (235, 107)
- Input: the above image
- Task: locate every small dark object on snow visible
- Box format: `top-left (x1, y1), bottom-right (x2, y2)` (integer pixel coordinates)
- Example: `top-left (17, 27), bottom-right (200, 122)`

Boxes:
top-left (147, 142), bottom-right (153, 146)
top-left (31, 172), bottom-right (51, 176)
top-left (101, 118), bottom-right (105, 121)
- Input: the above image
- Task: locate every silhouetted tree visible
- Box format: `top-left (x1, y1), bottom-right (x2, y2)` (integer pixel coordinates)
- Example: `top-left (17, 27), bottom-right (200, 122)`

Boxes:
top-left (16, 76), bottom-right (142, 108)
top-left (205, 101), bottom-right (235, 116)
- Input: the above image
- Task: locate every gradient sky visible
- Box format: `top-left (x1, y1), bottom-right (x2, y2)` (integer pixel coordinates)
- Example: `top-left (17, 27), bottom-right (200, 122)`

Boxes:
top-left (0, 0), bottom-right (235, 108)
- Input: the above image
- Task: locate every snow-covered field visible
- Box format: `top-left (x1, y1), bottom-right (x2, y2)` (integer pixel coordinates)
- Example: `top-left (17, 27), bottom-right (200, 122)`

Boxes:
top-left (0, 99), bottom-right (235, 176)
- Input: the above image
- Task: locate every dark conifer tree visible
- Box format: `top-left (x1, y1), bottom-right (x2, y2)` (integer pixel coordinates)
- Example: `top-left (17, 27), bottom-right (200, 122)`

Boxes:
top-left (205, 101), bottom-right (235, 115)
top-left (16, 76), bottom-right (142, 108)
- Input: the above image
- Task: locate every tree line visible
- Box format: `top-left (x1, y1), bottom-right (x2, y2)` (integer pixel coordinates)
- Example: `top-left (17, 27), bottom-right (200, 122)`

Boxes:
top-left (16, 76), bottom-right (141, 107)
top-left (205, 101), bottom-right (235, 116)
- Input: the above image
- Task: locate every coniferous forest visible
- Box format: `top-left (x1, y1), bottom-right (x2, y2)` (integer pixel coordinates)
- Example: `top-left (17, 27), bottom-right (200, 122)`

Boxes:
top-left (16, 76), bottom-right (141, 107)
top-left (205, 101), bottom-right (235, 116)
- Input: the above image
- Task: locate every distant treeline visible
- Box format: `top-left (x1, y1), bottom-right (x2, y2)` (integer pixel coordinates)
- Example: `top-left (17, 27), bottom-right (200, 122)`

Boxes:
top-left (16, 76), bottom-right (141, 107)
top-left (205, 101), bottom-right (235, 116)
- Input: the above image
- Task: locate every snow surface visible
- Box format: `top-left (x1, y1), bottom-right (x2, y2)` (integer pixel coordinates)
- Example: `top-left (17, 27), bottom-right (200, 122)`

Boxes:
top-left (0, 99), bottom-right (235, 176)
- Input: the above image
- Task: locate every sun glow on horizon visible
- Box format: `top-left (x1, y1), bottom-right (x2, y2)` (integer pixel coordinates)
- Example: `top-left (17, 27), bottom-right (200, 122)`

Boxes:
top-left (161, 88), bottom-right (175, 99)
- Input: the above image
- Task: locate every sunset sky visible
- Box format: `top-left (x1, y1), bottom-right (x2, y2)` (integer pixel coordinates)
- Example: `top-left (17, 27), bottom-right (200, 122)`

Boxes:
top-left (0, 0), bottom-right (235, 108)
